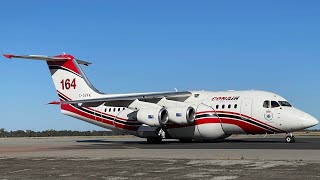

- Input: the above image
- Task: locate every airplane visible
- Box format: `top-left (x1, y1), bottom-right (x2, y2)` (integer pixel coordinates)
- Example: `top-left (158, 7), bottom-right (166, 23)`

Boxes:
top-left (2, 53), bottom-right (318, 143)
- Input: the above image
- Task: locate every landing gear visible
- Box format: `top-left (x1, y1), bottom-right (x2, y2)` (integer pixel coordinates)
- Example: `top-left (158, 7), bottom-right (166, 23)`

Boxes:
top-left (146, 128), bottom-right (165, 144)
top-left (147, 137), bottom-right (163, 144)
top-left (285, 133), bottom-right (295, 143)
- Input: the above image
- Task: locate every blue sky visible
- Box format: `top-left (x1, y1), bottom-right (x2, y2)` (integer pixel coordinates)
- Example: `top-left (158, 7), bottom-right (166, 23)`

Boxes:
top-left (0, 0), bottom-right (319, 131)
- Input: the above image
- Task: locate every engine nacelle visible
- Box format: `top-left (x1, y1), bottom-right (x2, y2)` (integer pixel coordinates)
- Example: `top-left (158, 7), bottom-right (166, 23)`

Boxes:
top-left (167, 106), bottom-right (196, 125)
top-left (136, 107), bottom-right (169, 127)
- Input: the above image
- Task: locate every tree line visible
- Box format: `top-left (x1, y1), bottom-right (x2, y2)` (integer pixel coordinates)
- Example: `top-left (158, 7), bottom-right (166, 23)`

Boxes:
top-left (0, 128), bottom-right (318, 138)
top-left (0, 128), bottom-right (129, 138)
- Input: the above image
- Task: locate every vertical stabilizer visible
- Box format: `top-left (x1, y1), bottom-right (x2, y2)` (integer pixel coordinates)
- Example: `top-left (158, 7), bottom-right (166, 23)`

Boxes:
top-left (3, 53), bottom-right (103, 101)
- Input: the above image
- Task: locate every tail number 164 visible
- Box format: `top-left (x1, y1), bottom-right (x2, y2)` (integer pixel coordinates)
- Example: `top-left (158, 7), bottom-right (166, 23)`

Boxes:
top-left (60, 78), bottom-right (77, 90)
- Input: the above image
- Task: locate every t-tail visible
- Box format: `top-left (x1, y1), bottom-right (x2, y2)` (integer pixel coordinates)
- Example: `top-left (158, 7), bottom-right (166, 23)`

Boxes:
top-left (2, 54), bottom-right (103, 102)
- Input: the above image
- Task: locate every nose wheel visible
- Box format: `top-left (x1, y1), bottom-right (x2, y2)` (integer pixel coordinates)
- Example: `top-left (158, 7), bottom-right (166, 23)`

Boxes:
top-left (285, 133), bottom-right (295, 143)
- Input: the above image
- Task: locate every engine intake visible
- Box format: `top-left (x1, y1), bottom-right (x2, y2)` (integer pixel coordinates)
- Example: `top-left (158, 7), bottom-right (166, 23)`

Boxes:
top-left (167, 106), bottom-right (196, 125)
top-left (136, 107), bottom-right (169, 127)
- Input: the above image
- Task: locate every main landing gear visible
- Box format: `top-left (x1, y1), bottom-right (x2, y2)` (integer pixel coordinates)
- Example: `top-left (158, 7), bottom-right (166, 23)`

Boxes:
top-left (146, 128), bottom-right (165, 144)
top-left (285, 133), bottom-right (295, 143)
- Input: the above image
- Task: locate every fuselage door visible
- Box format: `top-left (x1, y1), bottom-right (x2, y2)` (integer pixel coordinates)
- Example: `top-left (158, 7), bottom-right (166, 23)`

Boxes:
top-left (241, 98), bottom-right (253, 119)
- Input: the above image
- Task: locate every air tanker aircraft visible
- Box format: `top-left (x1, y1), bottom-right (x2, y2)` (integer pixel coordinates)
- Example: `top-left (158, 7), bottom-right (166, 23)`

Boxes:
top-left (3, 54), bottom-right (318, 143)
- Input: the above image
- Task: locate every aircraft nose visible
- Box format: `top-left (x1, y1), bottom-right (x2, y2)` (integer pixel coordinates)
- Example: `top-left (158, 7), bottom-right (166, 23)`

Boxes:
top-left (303, 114), bottom-right (319, 128)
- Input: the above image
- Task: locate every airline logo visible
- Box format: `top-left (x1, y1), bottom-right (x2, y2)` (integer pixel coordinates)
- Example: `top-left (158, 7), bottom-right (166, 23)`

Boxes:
top-left (212, 96), bottom-right (240, 101)
top-left (264, 110), bottom-right (273, 121)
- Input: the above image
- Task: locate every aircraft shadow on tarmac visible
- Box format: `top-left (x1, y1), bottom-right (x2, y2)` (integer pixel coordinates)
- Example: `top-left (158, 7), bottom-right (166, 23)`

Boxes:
top-left (67, 138), bottom-right (320, 150)
top-left (76, 138), bottom-right (283, 144)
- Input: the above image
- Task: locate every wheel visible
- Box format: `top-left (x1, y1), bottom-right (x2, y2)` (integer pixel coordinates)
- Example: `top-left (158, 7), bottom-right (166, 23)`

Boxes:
top-left (285, 136), bottom-right (295, 143)
top-left (147, 137), bottom-right (162, 144)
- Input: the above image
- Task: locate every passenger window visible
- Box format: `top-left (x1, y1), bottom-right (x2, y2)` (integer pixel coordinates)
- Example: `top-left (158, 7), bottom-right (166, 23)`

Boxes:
top-left (222, 105), bottom-right (225, 109)
top-left (113, 108), bottom-right (116, 112)
top-left (271, 101), bottom-right (280, 108)
top-left (228, 104), bottom-right (231, 109)
top-left (123, 107), bottom-right (125, 110)
top-left (263, 101), bottom-right (270, 108)
top-left (216, 105), bottom-right (219, 109)
top-left (105, 108), bottom-right (107, 112)
top-left (109, 108), bottom-right (111, 112)
top-left (234, 104), bottom-right (237, 109)
top-left (118, 108), bottom-right (121, 111)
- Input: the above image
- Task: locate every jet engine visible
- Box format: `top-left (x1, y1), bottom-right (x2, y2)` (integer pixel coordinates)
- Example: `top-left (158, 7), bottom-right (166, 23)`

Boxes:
top-left (167, 106), bottom-right (196, 125)
top-left (136, 107), bottom-right (169, 127)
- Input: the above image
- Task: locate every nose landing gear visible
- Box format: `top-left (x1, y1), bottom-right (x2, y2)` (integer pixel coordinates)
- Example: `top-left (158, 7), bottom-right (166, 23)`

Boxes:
top-left (285, 133), bottom-right (295, 143)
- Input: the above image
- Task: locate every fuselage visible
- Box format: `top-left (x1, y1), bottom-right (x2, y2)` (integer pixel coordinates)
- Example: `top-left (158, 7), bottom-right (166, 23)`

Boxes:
top-left (60, 90), bottom-right (318, 140)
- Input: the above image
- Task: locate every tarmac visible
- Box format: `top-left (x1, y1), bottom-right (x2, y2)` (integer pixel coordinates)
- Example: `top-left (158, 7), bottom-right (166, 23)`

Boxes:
top-left (0, 135), bottom-right (320, 179)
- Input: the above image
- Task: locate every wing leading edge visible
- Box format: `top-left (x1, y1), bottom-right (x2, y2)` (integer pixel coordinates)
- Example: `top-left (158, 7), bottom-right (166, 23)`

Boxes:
top-left (50, 91), bottom-right (192, 107)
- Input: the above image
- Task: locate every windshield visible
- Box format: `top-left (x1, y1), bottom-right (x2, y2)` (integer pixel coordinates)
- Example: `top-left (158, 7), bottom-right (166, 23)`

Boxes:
top-left (271, 101), bottom-right (280, 108)
top-left (278, 101), bottom-right (292, 107)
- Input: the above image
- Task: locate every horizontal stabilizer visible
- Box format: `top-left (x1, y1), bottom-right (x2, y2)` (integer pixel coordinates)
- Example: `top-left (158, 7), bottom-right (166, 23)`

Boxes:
top-left (3, 54), bottom-right (91, 66)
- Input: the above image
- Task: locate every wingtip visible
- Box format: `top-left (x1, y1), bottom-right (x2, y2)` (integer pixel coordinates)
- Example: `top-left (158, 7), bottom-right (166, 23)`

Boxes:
top-left (3, 54), bottom-right (13, 59)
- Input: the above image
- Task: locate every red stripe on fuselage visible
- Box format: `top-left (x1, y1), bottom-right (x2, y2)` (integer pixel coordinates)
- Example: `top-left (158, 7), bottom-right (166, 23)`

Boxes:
top-left (197, 110), bottom-right (283, 133)
top-left (58, 91), bottom-right (139, 123)
top-left (86, 107), bottom-right (139, 122)
top-left (59, 91), bottom-right (140, 129)
top-left (215, 110), bottom-right (283, 132)
top-left (219, 118), bottom-right (273, 134)
top-left (61, 104), bottom-right (139, 131)
top-left (57, 91), bottom-right (281, 133)
top-left (167, 117), bottom-right (271, 134)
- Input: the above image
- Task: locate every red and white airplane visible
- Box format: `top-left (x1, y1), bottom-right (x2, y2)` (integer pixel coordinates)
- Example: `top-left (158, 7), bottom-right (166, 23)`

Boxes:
top-left (3, 53), bottom-right (318, 143)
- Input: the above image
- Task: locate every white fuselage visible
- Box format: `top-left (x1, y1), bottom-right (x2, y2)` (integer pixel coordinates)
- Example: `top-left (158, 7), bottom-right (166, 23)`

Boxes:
top-left (61, 90), bottom-right (318, 140)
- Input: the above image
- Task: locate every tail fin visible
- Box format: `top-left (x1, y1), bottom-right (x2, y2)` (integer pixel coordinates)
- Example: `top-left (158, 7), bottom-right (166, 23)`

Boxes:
top-left (3, 54), bottom-right (103, 101)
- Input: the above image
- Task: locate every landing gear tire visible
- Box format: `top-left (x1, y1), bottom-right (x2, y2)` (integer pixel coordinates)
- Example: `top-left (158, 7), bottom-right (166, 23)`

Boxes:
top-left (285, 136), bottom-right (295, 143)
top-left (147, 137), bottom-right (162, 144)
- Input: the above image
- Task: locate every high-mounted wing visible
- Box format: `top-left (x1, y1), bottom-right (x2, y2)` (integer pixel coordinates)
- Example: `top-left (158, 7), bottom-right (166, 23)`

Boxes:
top-left (50, 91), bottom-right (192, 107)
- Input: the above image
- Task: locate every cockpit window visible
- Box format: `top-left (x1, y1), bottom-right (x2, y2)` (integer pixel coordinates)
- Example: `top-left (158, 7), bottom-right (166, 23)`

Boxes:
top-left (263, 100), bottom-right (270, 108)
top-left (271, 101), bottom-right (280, 108)
top-left (278, 101), bottom-right (292, 107)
